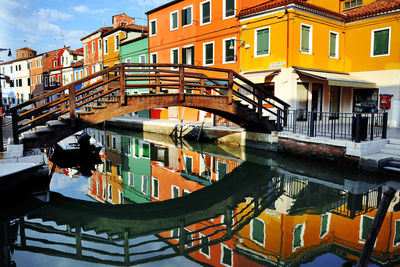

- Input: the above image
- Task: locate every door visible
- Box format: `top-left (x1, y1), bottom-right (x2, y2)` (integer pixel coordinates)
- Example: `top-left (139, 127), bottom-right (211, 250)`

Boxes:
top-left (329, 86), bottom-right (340, 119)
top-left (311, 83), bottom-right (323, 120)
top-left (296, 83), bottom-right (309, 121)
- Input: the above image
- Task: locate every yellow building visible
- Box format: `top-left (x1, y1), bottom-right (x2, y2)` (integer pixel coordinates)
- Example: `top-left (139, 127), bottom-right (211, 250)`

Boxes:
top-left (238, 0), bottom-right (400, 127)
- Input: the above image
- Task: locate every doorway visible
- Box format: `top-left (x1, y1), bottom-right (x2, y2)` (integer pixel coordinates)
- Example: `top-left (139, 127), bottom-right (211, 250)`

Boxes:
top-left (311, 83), bottom-right (323, 120)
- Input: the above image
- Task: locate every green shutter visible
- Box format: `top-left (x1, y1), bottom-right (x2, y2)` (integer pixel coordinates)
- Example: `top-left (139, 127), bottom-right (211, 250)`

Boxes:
top-left (151, 21), bottom-right (156, 35)
top-left (226, 0), bottom-right (234, 17)
top-left (222, 246), bottom-right (232, 266)
top-left (293, 224), bottom-right (304, 248)
top-left (301, 25), bottom-right (310, 53)
top-left (135, 139), bottom-right (139, 157)
top-left (191, 46), bottom-right (195, 65)
top-left (181, 9), bottom-right (186, 26)
top-left (200, 236), bottom-right (210, 255)
top-left (185, 157), bottom-right (192, 172)
top-left (361, 216), bottom-right (373, 240)
top-left (373, 29), bottom-right (389, 56)
top-left (218, 161), bottom-right (227, 178)
top-left (320, 214), bottom-right (329, 237)
top-left (252, 218), bottom-right (265, 244)
top-left (329, 32), bottom-right (337, 57)
top-left (182, 48), bottom-right (187, 64)
top-left (173, 49), bottom-right (178, 64)
top-left (394, 221), bottom-right (400, 245)
top-left (203, 2), bottom-right (210, 23)
top-left (142, 143), bottom-right (150, 157)
top-left (205, 43), bottom-right (213, 64)
top-left (256, 28), bottom-right (269, 56)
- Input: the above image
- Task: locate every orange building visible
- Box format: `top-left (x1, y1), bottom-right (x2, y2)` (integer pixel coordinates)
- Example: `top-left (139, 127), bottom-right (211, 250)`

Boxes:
top-left (146, 0), bottom-right (241, 121)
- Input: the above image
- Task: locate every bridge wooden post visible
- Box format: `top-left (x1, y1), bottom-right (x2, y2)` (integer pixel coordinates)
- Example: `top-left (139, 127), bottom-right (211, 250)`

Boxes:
top-left (119, 65), bottom-right (126, 106)
top-left (60, 92), bottom-right (66, 113)
top-left (179, 65), bottom-right (184, 102)
top-left (257, 86), bottom-right (263, 119)
top-left (11, 109), bottom-right (19, 144)
top-left (155, 70), bottom-right (161, 94)
top-left (68, 86), bottom-right (76, 126)
top-left (227, 71), bottom-right (233, 105)
top-left (200, 78), bottom-right (205, 95)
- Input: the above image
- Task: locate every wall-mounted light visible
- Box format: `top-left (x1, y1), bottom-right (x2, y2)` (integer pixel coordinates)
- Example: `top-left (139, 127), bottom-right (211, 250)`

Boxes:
top-left (229, 39), bottom-right (246, 50)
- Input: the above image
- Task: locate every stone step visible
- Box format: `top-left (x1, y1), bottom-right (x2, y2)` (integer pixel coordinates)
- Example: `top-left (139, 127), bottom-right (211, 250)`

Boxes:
top-left (382, 166), bottom-right (400, 175)
top-left (388, 160), bottom-right (400, 168)
top-left (381, 148), bottom-right (400, 156)
top-left (390, 139), bottom-right (400, 145)
top-left (384, 143), bottom-right (400, 150)
top-left (35, 126), bottom-right (53, 134)
top-left (21, 131), bottom-right (39, 140)
top-left (47, 120), bottom-right (67, 127)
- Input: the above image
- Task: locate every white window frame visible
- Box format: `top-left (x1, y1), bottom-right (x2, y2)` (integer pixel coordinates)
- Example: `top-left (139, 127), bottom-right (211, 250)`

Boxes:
top-left (300, 23), bottom-right (313, 55)
top-left (371, 27), bottom-right (391, 57)
top-left (250, 217), bottom-right (265, 246)
top-left (292, 222), bottom-right (306, 252)
top-left (329, 31), bottom-right (339, 59)
top-left (170, 10), bottom-right (179, 31)
top-left (319, 213), bottom-right (331, 238)
top-left (139, 54), bottom-right (146, 64)
top-left (128, 172), bottom-right (134, 187)
top-left (184, 155), bottom-right (193, 172)
top-left (199, 233), bottom-right (210, 258)
top-left (182, 5), bottom-right (193, 27)
top-left (254, 26), bottom-right (271, 57)
top-left (223, 37), bottom-right (236, 64)
top-left (45, 77), bottom-right (48, 87)
top-left (104, 39), bottom-right (109, 54)
top-left (220, 244), bottom-right (233, 267)
top-left (98, 39), bottom-right (102, 51)
top-left (171, 185), bottom-right (180, 198)
top-left (141, 175), bottom-right (149, 195)
top-left (359, 215), bottom-right (375, 244)
top-left (118, 189), bottom-right (123, 204)
top-left (92, 41), bottom-right (96, 54)
top-left (151, 177), bottom-right (159, 199)
top-left (115, 34), bottom-right (120, 52)
top-left (203, 41), bottom-right (214, 66)
top-left (150, 19), bottom-right (157, 37)
top-left (125, 58), bottom-right (131, 63)
top-left (150, 52), bottom-right (158, 64)
top-left (183, 189), bottom-right (191, 196)
top-left (200, 0), bottom-right (211, 26)
top-left (171, 47), bottom-right (179, 70)
top-left (223, 0), bottom-right (236, 20)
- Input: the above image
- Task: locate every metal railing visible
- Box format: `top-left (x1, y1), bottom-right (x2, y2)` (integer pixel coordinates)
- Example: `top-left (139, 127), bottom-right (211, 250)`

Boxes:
top-left (278, 110), bottom-right (388, 142)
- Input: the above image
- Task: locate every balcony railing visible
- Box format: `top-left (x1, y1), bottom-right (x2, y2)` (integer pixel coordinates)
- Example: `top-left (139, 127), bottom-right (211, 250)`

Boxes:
top-left (277, 110), bottom-right (388, 142)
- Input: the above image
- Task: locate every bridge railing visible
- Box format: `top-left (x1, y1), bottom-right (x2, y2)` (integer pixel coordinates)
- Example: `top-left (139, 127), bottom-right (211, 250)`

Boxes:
top-left (10, 63), bottom-right (290, 144)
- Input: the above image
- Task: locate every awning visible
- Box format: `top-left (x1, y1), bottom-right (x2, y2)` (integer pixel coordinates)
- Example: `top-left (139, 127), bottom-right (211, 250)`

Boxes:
top-left (236, 70), bottom-right (280, 85)
top-left (296, 69), bottom-right (376, 88)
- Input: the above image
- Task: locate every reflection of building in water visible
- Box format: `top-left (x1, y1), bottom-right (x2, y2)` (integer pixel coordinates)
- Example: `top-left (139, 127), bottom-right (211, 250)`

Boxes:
top-left (235, 175), bottom-right (400, 266)
top-left (87, 171), bottom-right (106, 203)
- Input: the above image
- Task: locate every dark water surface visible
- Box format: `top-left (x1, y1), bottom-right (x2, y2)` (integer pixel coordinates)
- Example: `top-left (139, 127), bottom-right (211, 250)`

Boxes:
top-left (2, 125), bottom-right (400, 267)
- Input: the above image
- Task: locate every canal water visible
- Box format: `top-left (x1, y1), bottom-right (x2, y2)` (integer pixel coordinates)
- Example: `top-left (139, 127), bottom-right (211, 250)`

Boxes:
top-left (2, 125), bottom-right (400, 266)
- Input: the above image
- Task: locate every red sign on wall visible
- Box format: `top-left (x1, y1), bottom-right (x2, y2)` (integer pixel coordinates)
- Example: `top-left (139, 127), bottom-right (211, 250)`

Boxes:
top-left (379, 94), bottom-right (393, 109)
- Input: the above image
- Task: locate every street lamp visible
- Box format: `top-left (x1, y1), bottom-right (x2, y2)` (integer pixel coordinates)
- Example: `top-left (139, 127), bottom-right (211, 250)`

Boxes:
top-left (0, 48), bottom-right (12, 152)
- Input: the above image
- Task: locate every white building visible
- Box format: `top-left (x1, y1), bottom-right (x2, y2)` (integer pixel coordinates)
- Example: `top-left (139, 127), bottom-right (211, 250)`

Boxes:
top-left (0, 60), bottom-right (16, 111)
top-left (61, 48), bottom-right (83, 86)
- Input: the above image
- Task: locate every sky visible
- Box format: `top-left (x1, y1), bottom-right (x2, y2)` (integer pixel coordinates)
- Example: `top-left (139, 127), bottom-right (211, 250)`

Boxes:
top-left (0, 0), bottom-right (169, 62)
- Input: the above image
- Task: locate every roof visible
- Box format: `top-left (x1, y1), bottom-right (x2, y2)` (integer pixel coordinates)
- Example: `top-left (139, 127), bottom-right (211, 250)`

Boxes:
top-left (120, 34), bottom-right (148, 46)
top-left (146, 0), bottom-right (184, 15)
top-left (80, 27), bottom-right (113, 41)
top-left (238, 0), bottom-right (400, 21)
top-left (0, 56), bottom-right (35, 66)
top-left (71, 59), bottom-right (83, 68)
top-left (16, 47), bottom-right (36, 52)
top-left (102, 24), bottom-right (148, 37)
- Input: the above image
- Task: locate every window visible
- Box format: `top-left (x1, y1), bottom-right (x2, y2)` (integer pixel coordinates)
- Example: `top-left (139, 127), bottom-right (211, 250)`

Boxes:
top-left (320, 213), bottom-right (331, 238)
top-left (142, 142), bottom-right (150, 157)
top-left (104, 39), bottom-right (108, 54)
top-left (203, 42), bottom-right (214, 66)
top-left (182, 189), bottom-right (190, 196)
top-left (170, 11), bottom-right (178, 30)
top-left (300, 24), bottom-right (312, 54)
top-left (121, 22), bottom-right (127, 26)
top-left (112, 136), bottom-right (116, 149)
top-left (128, 172), bottom-right (134, 186)
top-left (53, 61), bottom-right (57, 67)
top-left (134, 139), bottom-right (139, 157)
top-left (66, 57), bottom-right (68, 65)
top-left (27, 78), bottom-right (30, 86)
top-left (223, 38), bottom-right (236, 63)
top-left (255, 27), bottom-right (270, 57)
top-left (119, 189), bottom-right (124, 204)
top-left (106, 134), bottom-right (110, 148)
top-left (293, 223), bottom-right (305, 251)
top-left (344, 0), bottom-right (362, 10)
top-left (98, 39), bottom-right (102, 50)
top-left (152, 177), bottom-right (159, 198)
top-left (394, 220), bottom-right (400, 247)
top-left (371, 27), bottom-right (390, 57)
top-left (181, 6), bottom-right (193, 27)
top-left (108, 184), bottom-right (112, 200)
top-left (125, 58), bottom-right (131, 63)
top-left (172, 185), bottom-right (180, 198)
top-left (224, 0), bottom-right (235, 19)
top-left (45, 77), bottom-right (48, 87)
top-left (360, 215), bottom-right (373, 241)
top-left (139, 54), bottom-right (146, 64)
top-left (85, 44), bottom-right (88, 57)
top-left (106, 159), bottom-right (112, 173)
top-left (171, 48), bottom-right (179, 69)
top-left (217, 161), bottom-right (227, 180)
top-left (150, 53), bottom-right (157, 64)
top-left (150, 19), bottom-right (157, 36)
top-left (200, 233), bottom-right (210, 257)
top-left (221, 244), bottom-right (233, 266)
top-left (92, 65), bottom-right (96, 74)
top-left (329, 31), bottom-right (339, 58)
top-left (182, 45), bottom-right (194, 65)
top-left (184, 229), bottom-right (193, 247)
top-left (251, 218), bottom-right (265, 245)
top-left (115, 35), bottom-right (120, 51)
top-left (200, 0), bottom-right (211, 25)
top-left (142, 175), bottom-right (149, 195)
top-left (184, 155), bottom-right (193, 173)
top-left (117, 164), bottom-right (122, 177)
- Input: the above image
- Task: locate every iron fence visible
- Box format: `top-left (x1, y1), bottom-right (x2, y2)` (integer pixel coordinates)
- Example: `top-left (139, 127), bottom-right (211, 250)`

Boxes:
top-left (279, 110), bottom-right (388, 142)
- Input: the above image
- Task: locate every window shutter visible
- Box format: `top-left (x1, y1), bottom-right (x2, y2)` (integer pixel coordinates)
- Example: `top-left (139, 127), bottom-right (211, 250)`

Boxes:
top-left (320, 214), bottom-right (329, 237)
top-left (203, 2), bottom-right (210, 23)
top-left (293, 224), bottom-right (303, 248)
top-left (394, 221), bottom-right (400, 245)
top-left (226, 0), bottom-right (234, 17)
top-left (172, 13), bottom-right (177, 28)
top-left (257, 28), bottom-right (269, 55)
top-left (182, 48), bottom-right (187, 64)
top-left (301, 25), bottom-right (310, 53)
top-left (187, 7), bottom-right (192, 24)
top-left (173, 50), bottom-right (178, 64)
top-left (374, 29), bottom-right (389, 55)
top-left (252, 219), bottom-right (265, 244)
top-left (361, 216), bottom-right (373, 240)
top-left (329, 33), bottom-right (337, 57)
top-left (206, 43), bottom-right (213, 64)
top-left (181, 9), bottom-right (186, 26)
top-left (190, 46), bottom-right (195, 65)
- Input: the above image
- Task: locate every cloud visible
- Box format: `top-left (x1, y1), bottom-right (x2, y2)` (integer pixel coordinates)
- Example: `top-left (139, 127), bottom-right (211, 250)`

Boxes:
top-left (36, 8), bottom-right (74, 21)
top-left (72, 4), bottom-right (110, 14)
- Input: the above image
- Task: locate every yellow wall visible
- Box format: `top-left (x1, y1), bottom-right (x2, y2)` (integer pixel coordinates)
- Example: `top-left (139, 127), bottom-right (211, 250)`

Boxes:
top-left (103, 31), bottom-right (127, 68)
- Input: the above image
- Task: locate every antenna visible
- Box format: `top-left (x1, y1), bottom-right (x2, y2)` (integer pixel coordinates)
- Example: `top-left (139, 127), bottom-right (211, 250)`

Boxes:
top-left (142, 0), bottom-right (146, 34)
top-left (60, 34), bottom-right (65, 47)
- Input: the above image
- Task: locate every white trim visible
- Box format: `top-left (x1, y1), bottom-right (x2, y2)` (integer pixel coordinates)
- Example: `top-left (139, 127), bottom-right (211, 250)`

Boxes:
top-left (141, 175), bottom-right (149, 195)
top-left (300, 23), bottom-right (313, 55)
top-left (203, 41), bottom-right (214, 66)
top-left (254, 26), bottom-right (271, 57)
top-left (182, 44), bottom-right (195, 65)
top-left (182, 5), bottom-right (193, 27)
top-left (200, 0), bottom-right (211, 26)
top-left (139, 54), bottom-right (146, 64)
top-left (171, 185), bottom-right (180, 198)
top-left (220, 243), bottom-right (233, 266)
top-left (171, 47), bottom-right (179, 69)
top-left (223, 0), bottom-right (236, 20)
top-left (150, 19), bottom-right (157, 37)
top-left (128, 172), bottom-right (134, 187)
top-left (151, 177), bottom-right (159, 199)
top-left (125, 58), bottom-right (131, 63)
top-left (150, 52), bottom-right (158, 64)
top-left (223, 37), bottom-right (236, 64)
top-left (170, 10), bottom-right (179, 31)
top-left (118, 189), bottom-right (123, 204)
top-left (104, 39), bottom-right (109, 55)
top-left (183, 189), bottom-right (191, 195)
top-left (319, 213), bottom-right (331, 238)
top-left (292, 222), bottom-right (306, 252)
top-left (199, 233), bottom-right (211, 258)
top-left (329, 31), bottom-right (339, 59)
top-left (371, 27), bottom-right (391, 57)
top-left (184, 155), bottom-right (193, 172)
top-left (115, 34), bottom-right (120, 52)
top-left (250, 217), bottom-right (265, 246)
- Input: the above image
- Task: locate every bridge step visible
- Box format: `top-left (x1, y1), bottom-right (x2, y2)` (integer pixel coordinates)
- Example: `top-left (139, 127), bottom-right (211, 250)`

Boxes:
top-left (21, 131), bottom-right (39, 140)
top-left (77, 110), bottom-right (94, 115)
top-left (35, 126), bottom-right (53, 134)
top-left (47, 120), bottom-right (67, 127)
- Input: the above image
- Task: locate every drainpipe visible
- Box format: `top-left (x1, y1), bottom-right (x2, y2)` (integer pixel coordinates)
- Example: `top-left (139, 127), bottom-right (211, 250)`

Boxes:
top-left (285, 5), bottom-right (290, 68)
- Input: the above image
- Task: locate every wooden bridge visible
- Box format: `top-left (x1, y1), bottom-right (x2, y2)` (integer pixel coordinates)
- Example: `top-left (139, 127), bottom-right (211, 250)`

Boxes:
top-left (10, 63), bottom-right (289, 148)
